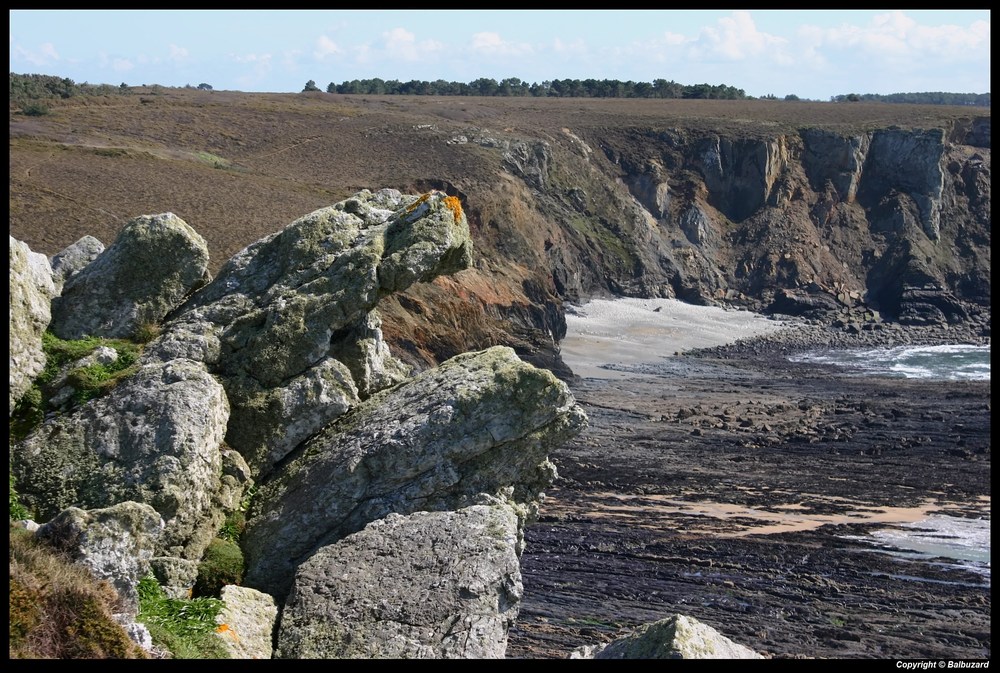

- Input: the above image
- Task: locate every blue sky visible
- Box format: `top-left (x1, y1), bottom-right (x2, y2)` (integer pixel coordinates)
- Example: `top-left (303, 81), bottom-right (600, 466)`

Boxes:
top-left (9, 10), bottom-right (991, 100)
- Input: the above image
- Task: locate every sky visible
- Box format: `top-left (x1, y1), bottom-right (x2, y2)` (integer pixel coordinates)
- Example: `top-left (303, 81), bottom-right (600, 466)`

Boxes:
top-left (8, 10), bottom-right (991, 101)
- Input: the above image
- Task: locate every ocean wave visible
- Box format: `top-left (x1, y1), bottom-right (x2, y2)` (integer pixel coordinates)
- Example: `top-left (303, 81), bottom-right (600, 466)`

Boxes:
top-left (790, 344), bottom-right (990, 381)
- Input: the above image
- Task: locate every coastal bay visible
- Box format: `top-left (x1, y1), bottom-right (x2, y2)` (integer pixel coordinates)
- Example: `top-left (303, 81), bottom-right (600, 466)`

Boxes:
top-left (508, 298), bottom-right (990, 659)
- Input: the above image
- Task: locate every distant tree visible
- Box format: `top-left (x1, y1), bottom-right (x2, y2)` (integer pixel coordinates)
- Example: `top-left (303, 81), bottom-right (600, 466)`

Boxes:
top-left (302, 79), bottom-right (320, 92)
top-left (845, 93), bottom-right (861, 102)
top-left (784, 94), bottom-right (800, 101)
top-left (120, 82), bottom-right (128, 90)
top-left (197, 83), bottom-right (213, 91)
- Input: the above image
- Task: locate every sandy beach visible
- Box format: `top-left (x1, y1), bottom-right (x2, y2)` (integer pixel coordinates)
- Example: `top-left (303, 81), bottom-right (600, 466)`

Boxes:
top-left (560, 297), bottom-right (794, 379)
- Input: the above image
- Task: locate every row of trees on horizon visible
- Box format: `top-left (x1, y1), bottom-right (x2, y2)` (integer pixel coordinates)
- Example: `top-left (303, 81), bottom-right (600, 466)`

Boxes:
top-left (8, 72), bottom-right (990, 108)
top-left (306, 76), bottom-right (751, 100)
top-left (307, 78), bottom-right (990, 106)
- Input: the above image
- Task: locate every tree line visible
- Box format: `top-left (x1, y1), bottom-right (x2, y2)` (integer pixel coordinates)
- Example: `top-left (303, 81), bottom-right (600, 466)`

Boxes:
top-left (830, 91), bottom-right (990, 107)
top-left (314, 77), bottom-right (749, 100)
top-left (9, 72), bottom-right (128, 105)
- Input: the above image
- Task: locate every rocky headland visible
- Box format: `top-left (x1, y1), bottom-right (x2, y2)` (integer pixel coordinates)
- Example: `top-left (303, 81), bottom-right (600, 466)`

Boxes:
top-left (10, 190), bottom-right (591, 659)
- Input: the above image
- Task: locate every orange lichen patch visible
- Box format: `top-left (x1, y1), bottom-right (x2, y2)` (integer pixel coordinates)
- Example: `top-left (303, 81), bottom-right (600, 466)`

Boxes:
top-left (443, 195), bottom-right (463, 222)
top-left (404, 192), bottom-right (432, 214)
top-left (215, 623), bottom-right (240, 642)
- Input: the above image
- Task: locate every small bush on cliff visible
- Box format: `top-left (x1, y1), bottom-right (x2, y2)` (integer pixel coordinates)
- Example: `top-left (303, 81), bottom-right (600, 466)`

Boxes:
top-left (9, 523), bottom-right (147, 659)
top-left (20, 102), bottom-right (50, 116)
top-left (193, 538), bottom-right (244, 598)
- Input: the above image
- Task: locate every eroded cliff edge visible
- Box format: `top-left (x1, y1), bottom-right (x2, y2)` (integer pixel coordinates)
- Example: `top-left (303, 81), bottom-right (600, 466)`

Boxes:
top-left (391, 118), bottom-right (989, 374)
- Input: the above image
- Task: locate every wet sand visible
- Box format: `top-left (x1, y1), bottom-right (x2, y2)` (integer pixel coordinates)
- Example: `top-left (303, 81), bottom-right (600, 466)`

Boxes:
top-left (507, 298), bottom-right (991, 659)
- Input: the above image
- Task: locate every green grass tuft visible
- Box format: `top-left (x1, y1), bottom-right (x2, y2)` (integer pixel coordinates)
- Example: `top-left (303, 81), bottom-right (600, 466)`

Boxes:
top-left (137, 573), bottom-right (230, 658)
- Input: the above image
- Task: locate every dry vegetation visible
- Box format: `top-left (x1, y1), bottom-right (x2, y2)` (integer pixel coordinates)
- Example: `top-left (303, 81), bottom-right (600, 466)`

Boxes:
top-left (9, 524), bottom-right (148, 659)
top-left (9, 87), bottom-right (985, 272)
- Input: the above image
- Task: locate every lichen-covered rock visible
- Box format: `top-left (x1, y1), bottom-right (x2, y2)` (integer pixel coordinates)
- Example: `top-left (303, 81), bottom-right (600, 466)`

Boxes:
top-left (10, 236), bottom-right (57, 415)
top-left (13, 358), bottom-right (232, 560)
top-left (35, 501), bottom-right (165, 615)
top-left (570, 614), bottom-right (763, 659)
top-left (242, 346), bottom-right (586, 598)
top-left (45, 345), bottom-right (121, 411)
top-left (276, 503), bottom-right (523, 659)
top-left (149, 556), bottom-right (200, 599)
top-left (214, 585), bottom-right (278, 659)
top-left (150, 188), bottom-right (472, 476)
top-left (326, 309), bottom-right (411, 399)
top-left (221, 356), bottom-right (359, 476)
top-left (50, 234), bottom-right (105, 293)
top-left (50, 213), bottom-right (210, 340)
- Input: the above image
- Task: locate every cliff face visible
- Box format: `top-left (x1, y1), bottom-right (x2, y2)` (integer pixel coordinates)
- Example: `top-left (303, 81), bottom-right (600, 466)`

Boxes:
top-left (379, 115), bottom-right (989, 372)
top-left (545, 121), bottom-right (988, 313)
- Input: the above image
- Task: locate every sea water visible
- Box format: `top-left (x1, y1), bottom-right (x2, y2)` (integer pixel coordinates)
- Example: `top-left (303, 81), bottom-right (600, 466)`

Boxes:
top-left (852, 514), bottom-right (991, 585)
top-left (793, 343), bottom-right (992, 582)
top-left (789, 344), bottom-right (990, 381)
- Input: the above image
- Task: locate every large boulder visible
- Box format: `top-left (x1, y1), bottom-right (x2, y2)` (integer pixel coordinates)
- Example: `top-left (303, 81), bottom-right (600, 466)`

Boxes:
top-left (242, 345), bottom-right (587, 598)
top-left (50, 213), bottom-right (211, 340)
top-left (35, 501), bottom-right (165, 616)
top-left (50, 234), bottom-right (105, 293)
top-left (276, 503), bottom-right (523, 659)
top-left (213, 585), bottom-right (279, 660)
top-left (571, 614), bottom-right (764, 659)
top-left (148, 188), bottom-right (473, 476)
top-left (10, 236), bottom-right (57, 415)
top-left (12, 358), bottom-right (238, 560)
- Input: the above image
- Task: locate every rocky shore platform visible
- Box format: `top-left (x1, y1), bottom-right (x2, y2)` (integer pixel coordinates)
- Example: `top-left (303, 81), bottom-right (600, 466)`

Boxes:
top-left (507, 314), bottom-right (990, 659)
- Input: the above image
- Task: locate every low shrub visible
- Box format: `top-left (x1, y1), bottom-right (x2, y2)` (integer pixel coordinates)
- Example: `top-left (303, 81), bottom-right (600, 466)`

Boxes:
top-left (193, 539), bottom-right (244, 598)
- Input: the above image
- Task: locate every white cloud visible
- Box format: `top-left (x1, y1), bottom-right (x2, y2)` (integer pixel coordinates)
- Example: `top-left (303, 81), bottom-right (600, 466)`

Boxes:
top-left (470, 32), bottom-right (533, 57)
top-left (314, 35), bottom-right (341, 61)
top-left (282, 49), bottom-right (302, 69)
top-left (230, 52), bottom-right (274, 86)
top-left (168, 44), bottom-right (189, 63)
top-left (696, 11), bottom-right (788, 61)
top-left (806, 11), bottom-right (989, 63)
top-left (11, 41), bottom-right (60, 67)
top-left (612, 31), bottom-right (689, 67)
top-left (381, 27), bottom-right (444, 62)
top-left (112, 58), bottom-right (134, 73)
